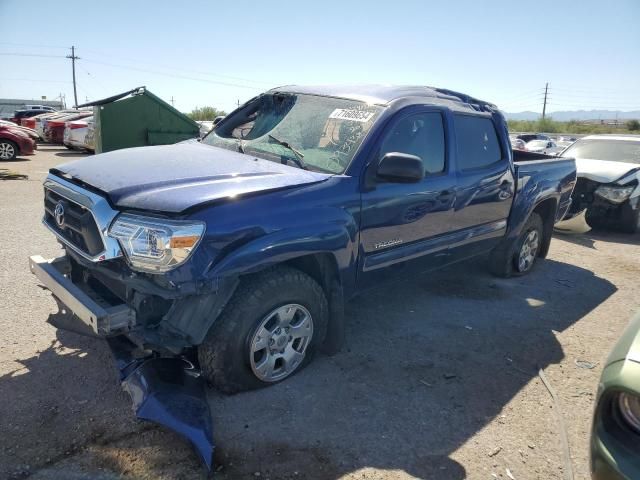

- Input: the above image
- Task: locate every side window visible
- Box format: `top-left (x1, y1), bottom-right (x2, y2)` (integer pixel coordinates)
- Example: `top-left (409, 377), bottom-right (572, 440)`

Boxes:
top-left (454, 115), bottom-right (502, 170)
top-left (379, 112), bottom-right (445, 175)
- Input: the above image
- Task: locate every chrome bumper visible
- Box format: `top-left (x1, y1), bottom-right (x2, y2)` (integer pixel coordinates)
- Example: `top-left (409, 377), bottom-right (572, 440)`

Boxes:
top-left (29, 255), bottom-right (135, 336)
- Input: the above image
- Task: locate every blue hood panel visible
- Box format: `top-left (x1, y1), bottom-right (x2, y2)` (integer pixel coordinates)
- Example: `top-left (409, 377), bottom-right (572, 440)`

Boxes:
top-left (53, 142), bottom-right (330, 213)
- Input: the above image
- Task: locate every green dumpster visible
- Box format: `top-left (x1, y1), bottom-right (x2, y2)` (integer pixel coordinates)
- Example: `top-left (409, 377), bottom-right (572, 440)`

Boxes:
top-left (76, 87), bottom-right (199, 154)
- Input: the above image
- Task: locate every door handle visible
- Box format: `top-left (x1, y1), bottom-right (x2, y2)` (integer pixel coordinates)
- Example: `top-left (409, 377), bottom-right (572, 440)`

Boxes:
top-left (498, 181), bottom-right (513, 200)
top-left (437, 190), bottom-right (454, 201)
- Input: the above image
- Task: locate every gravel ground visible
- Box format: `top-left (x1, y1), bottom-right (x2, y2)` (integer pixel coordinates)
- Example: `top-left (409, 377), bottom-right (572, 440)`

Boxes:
top-left (1, 146), bottom-right (638, 480)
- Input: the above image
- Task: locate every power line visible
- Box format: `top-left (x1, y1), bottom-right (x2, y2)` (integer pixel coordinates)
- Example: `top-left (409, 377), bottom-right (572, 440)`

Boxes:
top-left (0, 42), bottom-right (69, 49)
top-left (79, 47), bottom-right (274, 86)
top-left (82, 58), bottom-right (265, 90)
top-left (0, 52), bottom-right (65, 58)
top-left (0, 77), bottom-right (72, 84)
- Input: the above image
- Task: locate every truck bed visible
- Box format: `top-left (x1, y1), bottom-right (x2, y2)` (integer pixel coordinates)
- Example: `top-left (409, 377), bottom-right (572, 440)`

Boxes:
top-left (510, 150), bottom-right (576, 227)
top-left (513, 149), bottom-right (565, 163)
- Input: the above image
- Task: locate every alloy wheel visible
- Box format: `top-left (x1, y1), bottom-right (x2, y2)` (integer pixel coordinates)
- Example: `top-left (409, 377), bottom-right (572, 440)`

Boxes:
top-left (249, 304), bottom-right (314, 382)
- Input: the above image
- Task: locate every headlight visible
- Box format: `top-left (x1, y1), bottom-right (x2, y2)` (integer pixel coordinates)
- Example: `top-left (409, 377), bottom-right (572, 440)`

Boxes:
top-left (595, 185), bottom-right (634, 203)
top-left (108, 213), bottom-right (205, 273)
top-left (618, 392), bottom-right (640, 433)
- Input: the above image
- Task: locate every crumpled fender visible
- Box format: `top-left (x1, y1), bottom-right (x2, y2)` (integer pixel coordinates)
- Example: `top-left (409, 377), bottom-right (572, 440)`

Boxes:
top-left (207, 220), bottom-right (357, 281)
top-left (108, 337), bottom-right (214, 470)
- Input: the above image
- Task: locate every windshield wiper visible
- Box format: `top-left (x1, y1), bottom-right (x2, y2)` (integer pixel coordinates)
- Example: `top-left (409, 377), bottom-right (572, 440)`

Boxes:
top-left (268, 134), bottom-right (307, 170)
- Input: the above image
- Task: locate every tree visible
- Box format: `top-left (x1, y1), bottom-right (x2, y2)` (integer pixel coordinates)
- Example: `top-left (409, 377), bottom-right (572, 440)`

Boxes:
top-left (188, 106), bottom-right (227, 121)
top-left (626, 119), bottom-right (640, 131)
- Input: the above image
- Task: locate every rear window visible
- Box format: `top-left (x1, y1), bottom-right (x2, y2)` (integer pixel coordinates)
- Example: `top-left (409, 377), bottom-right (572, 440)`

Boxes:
top-left (454, 115), bottom-right (502, 170)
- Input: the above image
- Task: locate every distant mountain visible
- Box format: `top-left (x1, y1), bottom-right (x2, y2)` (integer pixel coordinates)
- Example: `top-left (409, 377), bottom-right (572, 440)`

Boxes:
top-left (505, 110), bottom-right (640, 122)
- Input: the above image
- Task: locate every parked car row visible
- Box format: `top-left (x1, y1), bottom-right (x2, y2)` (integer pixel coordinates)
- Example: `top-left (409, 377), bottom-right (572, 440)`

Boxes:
top-left (12, 108), bottom-right (94, 152)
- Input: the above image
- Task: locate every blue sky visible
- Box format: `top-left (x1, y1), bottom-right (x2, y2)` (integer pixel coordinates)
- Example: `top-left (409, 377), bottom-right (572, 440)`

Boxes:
top-left (1, 0), bottom-right (639, 115)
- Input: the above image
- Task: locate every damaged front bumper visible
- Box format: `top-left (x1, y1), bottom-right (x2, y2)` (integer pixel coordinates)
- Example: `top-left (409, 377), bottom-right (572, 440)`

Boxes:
top-left (29, 254), bottom-right (215, 470)
top-left (29, 255), bottom-right (136, 336)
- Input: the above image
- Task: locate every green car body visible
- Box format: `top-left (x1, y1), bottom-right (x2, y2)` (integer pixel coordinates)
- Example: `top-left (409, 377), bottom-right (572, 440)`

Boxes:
top-left (592, 312), bottom-right (640, 479)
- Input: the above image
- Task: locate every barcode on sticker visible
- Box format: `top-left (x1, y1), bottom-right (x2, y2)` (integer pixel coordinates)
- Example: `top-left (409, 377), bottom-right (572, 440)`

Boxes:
top-left (329, 109), bottom-right (375, 123)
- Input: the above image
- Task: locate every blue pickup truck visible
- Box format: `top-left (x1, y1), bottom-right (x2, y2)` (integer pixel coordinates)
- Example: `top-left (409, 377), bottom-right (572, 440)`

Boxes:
top-left (30, 85), bottom-right (576, 395)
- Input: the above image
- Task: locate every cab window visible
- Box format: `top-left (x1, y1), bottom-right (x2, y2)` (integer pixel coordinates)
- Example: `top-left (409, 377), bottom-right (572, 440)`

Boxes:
top-left (379, 112), bottom-right (446, 175)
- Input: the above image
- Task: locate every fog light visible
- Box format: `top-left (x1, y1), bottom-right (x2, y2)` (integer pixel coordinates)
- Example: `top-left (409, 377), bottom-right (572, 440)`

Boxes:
top-left (618, 392), bottom-right (640, 433)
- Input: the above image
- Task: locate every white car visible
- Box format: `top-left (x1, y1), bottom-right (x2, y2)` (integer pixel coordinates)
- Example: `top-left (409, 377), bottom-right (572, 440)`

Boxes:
top-left (561, 135), bottom-right (640, 233)
top-left (196, 121), bottom-right (215, 138)
top-left (525, 139), bottom-right (557, 153)
top-left (63, 116), bottom-right (93, 152)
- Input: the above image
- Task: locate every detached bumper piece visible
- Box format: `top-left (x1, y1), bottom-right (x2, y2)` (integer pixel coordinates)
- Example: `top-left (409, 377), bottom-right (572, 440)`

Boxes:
top-left (109, 337), bottom-right (214, 470)
top-left (29, 254), bottom-right (214, 471)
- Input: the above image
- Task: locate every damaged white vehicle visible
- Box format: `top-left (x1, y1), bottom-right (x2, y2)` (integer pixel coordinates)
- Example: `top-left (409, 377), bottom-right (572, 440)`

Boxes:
top-left (561, 135), bottom-right (640, 233)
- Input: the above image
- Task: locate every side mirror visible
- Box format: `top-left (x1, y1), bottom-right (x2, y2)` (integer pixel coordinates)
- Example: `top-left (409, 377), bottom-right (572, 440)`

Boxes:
top-left (213, 115), bottom-right (224, 126)
top-left (377, 152), bottom-right (424, 183)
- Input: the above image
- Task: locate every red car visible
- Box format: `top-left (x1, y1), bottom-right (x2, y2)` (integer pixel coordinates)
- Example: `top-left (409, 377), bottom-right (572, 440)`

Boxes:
top-left (43, 111), bottom-right (92, 144)
top-left (0, 125), bottom-right (37, 160)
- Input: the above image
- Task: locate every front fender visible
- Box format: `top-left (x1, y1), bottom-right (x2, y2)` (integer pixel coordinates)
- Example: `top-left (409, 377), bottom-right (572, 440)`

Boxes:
top-left (208, 220), bottom-right (358, 287)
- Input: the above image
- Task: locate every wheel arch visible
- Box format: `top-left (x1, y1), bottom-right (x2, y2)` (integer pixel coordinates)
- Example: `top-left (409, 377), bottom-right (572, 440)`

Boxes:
top-left (531, 197), bottom-right (558, 258)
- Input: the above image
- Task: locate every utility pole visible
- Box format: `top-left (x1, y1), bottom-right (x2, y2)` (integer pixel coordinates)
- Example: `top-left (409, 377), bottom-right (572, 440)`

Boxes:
top-left (542, 82), bottom-right (549, 120)
top-left (66, 46), bottom-right (80, 107)
top-left (170, 96), bottom-right (175, 107)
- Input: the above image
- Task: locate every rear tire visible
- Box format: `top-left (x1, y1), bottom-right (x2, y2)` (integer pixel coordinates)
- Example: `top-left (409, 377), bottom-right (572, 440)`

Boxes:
top-left (198, 266), bottom-right (328, 394)
top-left (0, 140), bottom-right (18, 160)
top-left (489, 212), bottom-right (544, 277)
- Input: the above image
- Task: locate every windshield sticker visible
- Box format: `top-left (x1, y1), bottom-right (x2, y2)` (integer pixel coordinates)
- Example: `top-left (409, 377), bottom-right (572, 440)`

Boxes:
top-left (329, 109), bottom-right (375, 123)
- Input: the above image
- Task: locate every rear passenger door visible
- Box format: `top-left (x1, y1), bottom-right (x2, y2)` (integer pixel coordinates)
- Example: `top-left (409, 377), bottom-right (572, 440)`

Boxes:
top-left (449, 113), bottom-right (514, 257)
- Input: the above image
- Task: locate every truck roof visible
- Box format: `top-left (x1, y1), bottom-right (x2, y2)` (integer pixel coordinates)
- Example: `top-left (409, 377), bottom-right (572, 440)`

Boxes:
top-left (269, 84), bottom-right (498, 114)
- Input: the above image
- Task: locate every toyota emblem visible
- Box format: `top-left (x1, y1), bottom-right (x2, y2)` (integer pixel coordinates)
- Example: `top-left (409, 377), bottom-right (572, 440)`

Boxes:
top-left (54, 201), bottom-right (65, 228)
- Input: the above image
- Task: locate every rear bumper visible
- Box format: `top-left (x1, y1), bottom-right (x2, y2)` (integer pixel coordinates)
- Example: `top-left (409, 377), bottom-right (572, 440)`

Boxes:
top-left (29, 254), bottom-right (136, 336)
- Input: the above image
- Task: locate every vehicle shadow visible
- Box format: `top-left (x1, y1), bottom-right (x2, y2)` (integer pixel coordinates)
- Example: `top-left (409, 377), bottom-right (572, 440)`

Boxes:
top-left (0, 157), bottom-right (30, 163)
top-left (555, 229), bottom-right (640, 249)
top-left (209, 256), bottom-right (617, 479)
top-left (0, 256), bottom-right (616, 479)
top-left (55, 151), bottom-right (87, 158)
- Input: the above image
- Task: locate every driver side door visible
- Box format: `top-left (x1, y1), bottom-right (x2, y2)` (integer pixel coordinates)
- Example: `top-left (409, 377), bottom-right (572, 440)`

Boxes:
top-left (358, 108), bottom-right (456, 288)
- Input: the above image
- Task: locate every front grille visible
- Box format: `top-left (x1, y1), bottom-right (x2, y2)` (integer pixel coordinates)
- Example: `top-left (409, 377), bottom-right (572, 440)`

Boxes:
top-left (44, 188), bottom-right (105, 256)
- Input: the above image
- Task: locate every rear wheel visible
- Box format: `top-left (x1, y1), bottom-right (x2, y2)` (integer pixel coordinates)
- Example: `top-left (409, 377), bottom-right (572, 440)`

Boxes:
top-left (489, 212), bottom-right (544, 277)
top-left (512, 214), bottom-right (543, 274)
top-left (0, 140), bottom-right (18, 160)
top-left (198, 266), bottom-right (328, 394)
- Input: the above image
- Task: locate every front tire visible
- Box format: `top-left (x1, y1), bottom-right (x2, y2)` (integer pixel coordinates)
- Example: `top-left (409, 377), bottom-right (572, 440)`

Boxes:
top-left (0, 140), bottom-right (18, 160)
top-left (198, 266), bottom-right (328, 394)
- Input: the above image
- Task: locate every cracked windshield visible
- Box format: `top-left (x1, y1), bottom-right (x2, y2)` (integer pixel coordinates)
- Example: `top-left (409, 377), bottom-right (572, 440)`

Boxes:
top-left (204, 93), bottom-right (382, 173)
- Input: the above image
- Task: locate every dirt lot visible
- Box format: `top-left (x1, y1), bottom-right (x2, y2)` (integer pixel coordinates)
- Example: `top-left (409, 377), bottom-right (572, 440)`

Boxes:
top-left (1, 146), bottom-right (639, 480)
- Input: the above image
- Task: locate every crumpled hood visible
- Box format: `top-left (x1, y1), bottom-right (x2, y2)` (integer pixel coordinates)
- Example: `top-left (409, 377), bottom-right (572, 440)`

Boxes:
top-left (575, 158), bottom-right (640, 184)
top-left (52, 142), bottom-right (331, 213)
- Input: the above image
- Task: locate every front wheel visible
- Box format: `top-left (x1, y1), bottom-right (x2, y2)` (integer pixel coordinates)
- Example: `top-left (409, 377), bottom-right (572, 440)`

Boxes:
top-left (198, 266), bottom-right (328, 394)
top-left (0, 140), bottom-right (18, 160)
